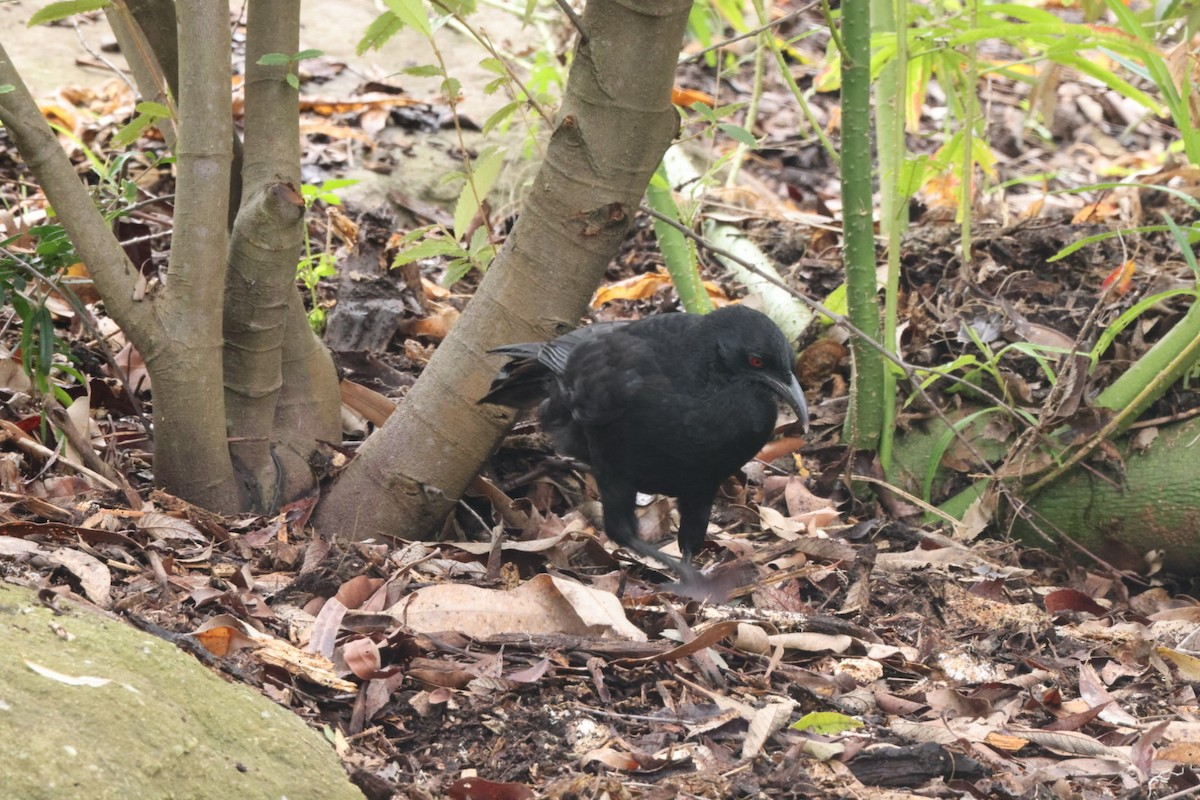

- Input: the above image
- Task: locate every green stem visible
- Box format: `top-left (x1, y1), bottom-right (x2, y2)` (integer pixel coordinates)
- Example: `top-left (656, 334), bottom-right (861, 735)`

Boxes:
top-left (840, 0), bottom-right (884, 449)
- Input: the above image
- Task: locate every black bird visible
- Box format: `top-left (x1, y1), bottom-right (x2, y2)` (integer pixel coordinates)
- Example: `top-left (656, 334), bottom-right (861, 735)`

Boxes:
top-left (480, 305), bottom-right (809, 585)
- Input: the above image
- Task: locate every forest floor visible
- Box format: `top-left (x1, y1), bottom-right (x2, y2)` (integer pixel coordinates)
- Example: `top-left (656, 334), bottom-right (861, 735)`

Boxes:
top-left (3, 5), bottom-right (1200, 800)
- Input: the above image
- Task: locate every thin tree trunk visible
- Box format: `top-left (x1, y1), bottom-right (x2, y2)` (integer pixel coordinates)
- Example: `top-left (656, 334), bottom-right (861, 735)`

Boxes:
top-left (108, 0), bottom-right (245, 224)
top-left (313, 0), bottom-right (693, 541)
top-left (223, 0), bottom-right (339, 510)
top-left (149, 0), bottom-right (241, 509)
top-left (0, 33), bottom-right (239, 509)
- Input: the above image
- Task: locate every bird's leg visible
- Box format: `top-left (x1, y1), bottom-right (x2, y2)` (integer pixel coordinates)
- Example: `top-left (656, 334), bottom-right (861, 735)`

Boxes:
top-left (598, 478), bottom-right (700, 583)
top-left (676, 492), bottom-right (716, 565)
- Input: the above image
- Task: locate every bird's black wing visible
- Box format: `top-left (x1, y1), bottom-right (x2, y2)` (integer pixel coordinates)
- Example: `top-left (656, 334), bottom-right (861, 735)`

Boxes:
top-left (536, 320), bottom-right (630, 375)
top-left (479, 321), bottom-right (631, 408)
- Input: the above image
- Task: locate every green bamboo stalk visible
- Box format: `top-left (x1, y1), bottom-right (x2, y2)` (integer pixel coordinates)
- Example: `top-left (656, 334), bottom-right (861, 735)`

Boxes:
top-left (840, 0), bottom-right (885, 448)
top-left (872, 0), bottom-right (907, 468)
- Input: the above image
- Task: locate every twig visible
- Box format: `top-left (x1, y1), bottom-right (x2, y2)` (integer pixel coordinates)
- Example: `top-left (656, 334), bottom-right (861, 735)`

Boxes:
top-left (0, 420), bottom-right (118, 491)
top-left (552, 0), bottom-right (588, 43)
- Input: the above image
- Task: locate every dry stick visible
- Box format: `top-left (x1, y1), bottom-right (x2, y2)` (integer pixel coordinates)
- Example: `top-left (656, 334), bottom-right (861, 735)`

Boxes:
top-left (63, 421), bottom-right (143, 506)
top-left (0, 421), bottom-right (118, 491)
top-left (678, 5), bottom-right (817, 64)
top-left (42, 397), bottom-right (120, 485)
top-left (643, 207), bottom-right (1146, 583)
top-left (550, 0), bottom-right (588, 43)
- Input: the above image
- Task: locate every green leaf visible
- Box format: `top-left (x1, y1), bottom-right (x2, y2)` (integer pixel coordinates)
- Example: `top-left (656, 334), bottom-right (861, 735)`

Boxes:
top-left (718, 123), bottom-right (757, 148)
top-left (791, 712), bottom-right (864, 735)
top-left (452, 146), bottom-right (503, 239)
top-left (357, 11), bottom-right (404, 55)
top-left (286, 73), bottom-right (300, 91)
top-left (482, 101), bottom-right (519, 134)
top-left (384, 0), bottom-right (431, 38)
top-left (294, 48), bottom-right (323, 61)
top-left (441, 77), bottom-right (462, 100)
top-left (392, 237), bottom-right (465, 267)
top-left (820, 283), bottom-right (848, 323)
top-left (439, 0), bottom-right (477, 13)
top-left (320, 178), bottom-right (360, 192)
top-left (0, 85), bottom-right (14, 95)
top-left (442, 258), bottom-right (473, 287)
top-left (480, 58), bottom-right (506, 76)
top-left (134, 101), bottom-right (170, 117)
top-left (111, 114), bottom-right (153, 147)
top-left (403, 64), bottom-right (444, 78)
top-left (257, 52), bottom-right (293, 66)
top-left (28, 0), bottom-right (110, 27)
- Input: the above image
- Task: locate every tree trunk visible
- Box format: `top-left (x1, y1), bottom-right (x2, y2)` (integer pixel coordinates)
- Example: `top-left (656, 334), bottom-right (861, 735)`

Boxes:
top-left (224, 0), bottom-right (341, 510)
top-left (312, 0), bottom-right (694, 541)
top-left (1, 0), bottom-right (336, 513)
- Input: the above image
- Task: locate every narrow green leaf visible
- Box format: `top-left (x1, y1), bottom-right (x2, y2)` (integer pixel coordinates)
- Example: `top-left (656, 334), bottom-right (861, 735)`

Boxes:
top-left (286, 74), bottom-right (300, 90)
top-left (718, 123), bottom-right (758, 148)
top-left (442, 258), bottom-right (473, 286)
top-left (134, 101), bottom-right (171, 117)
top-left (469, 147), bottom-right (504, 204)
top-left (294, 48), bottom-right (323, 61)
top-left (646, 163), bottom-right (712, 315)
top-left (392, 237), bottom-right (465, 267)
top-left (256, 52), bottom-right (293, 66)
top-left (111, 114), bottom-right (153, 147)
top-left (319, 178), bottom-right (361, 192)
top-left (480, 57), bottom-right (506, 76)
top-left (384, 0), bottom-right (431, 38)
top-left (357, 11), bottom-right (404, 55)
top-left (404, 64), bottom-right (444, 78)
top-left (28, 0), bottom-right (110, 27)
top-left (791, 712), bottom-right (864, 735)
top-left (452, 147), bottom-right (503, 239)
top-left (0, 85), bottom-right (14, 95)
top-left (482, 101), bottom-right (519, 134)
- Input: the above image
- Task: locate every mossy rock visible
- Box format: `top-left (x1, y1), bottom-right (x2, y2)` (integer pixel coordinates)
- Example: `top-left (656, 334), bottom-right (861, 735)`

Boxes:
top-left (0, 581), bottom-right (364, 800)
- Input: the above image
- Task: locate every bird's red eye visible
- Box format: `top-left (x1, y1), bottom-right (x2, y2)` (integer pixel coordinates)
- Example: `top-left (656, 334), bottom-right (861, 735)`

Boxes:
top-left (748, 355), bottom-right (764, 368)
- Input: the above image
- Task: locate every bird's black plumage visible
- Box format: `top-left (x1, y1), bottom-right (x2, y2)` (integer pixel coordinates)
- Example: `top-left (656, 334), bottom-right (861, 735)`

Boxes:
top-left (480, 305), bottom-right (808, 584)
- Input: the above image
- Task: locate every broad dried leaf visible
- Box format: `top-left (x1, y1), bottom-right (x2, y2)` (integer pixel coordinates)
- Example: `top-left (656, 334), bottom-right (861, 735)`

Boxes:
top-left (743, 701), bottom-right (795, 759)
top-left (46, 546), bottom-right (110, 605)
top-left (137, 511), bottom-right (205, 543)
top-left (387, 573), bottom-right (646, 641)
top-left (1156, 646), bottom-right (1200, 682)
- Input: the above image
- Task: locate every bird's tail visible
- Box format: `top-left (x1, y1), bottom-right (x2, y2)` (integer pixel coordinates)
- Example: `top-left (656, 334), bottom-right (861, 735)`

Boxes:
top-left (478, 343), bottom-right (551, 409)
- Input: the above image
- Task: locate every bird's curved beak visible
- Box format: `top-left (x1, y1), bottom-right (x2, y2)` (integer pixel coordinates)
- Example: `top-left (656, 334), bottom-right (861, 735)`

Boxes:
top-left (763, 373), bottom-right (810, 432)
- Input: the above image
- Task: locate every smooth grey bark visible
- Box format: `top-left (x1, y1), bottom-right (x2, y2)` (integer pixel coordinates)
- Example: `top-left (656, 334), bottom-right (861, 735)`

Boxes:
top-left (0, 25), bottom-right (242, 509)
top-left (224, 0), bottom-right (339, 510)
top-left (312, 0), bottom-right (694, 541)
top-left (149, 0), bottom-right (241, 508)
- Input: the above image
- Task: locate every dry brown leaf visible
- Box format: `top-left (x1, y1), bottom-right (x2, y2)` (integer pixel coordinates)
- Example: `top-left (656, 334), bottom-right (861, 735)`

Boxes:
top-left (46, 547), bottom-right (110, 606)
top-left (742, 701), bottom-right (795, 759)
top-left (983, 732), bottom-right (1028, 752)
top-left (137, 511), bottom-right (206, 543)
top-left (1011, 727), bottom-right (1129, 760)
top-left (386, 573), bottom-right (646, 641)
top-left (1078, 662), bottom-right (1139, 727)
top-left (1155, 646), bottom-right (1200, 682)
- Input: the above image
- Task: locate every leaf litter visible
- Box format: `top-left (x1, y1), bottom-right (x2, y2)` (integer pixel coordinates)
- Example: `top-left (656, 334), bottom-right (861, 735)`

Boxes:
top-left (2, 9), bottom-right (1200, 800)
